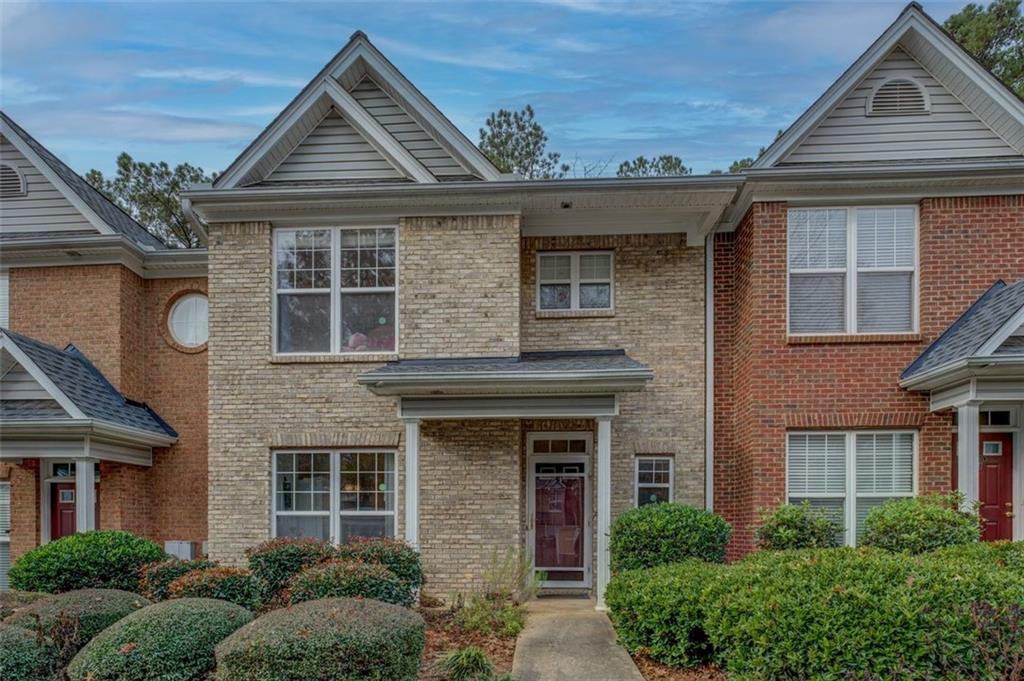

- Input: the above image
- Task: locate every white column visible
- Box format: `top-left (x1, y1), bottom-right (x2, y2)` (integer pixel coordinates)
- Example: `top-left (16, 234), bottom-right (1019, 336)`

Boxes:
top-left (595, 416), bottom-right (612, 611)
top-left (404, 418), bottom-right (420, 547)
top-left (75, 459), bottom-right (96, 533)
top-left (957, 403), bottom-right (980, 510)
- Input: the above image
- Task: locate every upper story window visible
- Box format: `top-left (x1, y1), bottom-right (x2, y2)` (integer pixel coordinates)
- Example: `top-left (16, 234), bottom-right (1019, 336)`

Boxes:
top-left (168, 293), bottom-right (209, 348)
top-left (788, 207), bottom-right (917, 335)
top-left (274, 227), bottom-right (397, 354)
top-left (537, 252), bottom-right (613, 312)
top-left (0, 164), bottom-right (25, 198)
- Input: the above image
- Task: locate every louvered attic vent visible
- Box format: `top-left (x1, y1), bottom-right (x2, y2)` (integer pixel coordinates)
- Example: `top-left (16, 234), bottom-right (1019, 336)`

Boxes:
top-left (867, 79), bottom-right (929, 116)
top-left (0, 164), bottom-right (25, 198)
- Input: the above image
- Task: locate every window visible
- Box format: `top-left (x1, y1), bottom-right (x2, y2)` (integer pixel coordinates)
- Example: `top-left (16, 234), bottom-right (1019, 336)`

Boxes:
top-left (273, 450), bottom-right (395, 544)
top-left (274, 227), bottom-right (397, 354)
top-left (867, 78), bottom-right (929, 116)
top-left (0, 481), bottom-right (9, 590)
top-left (787, 431), bottom-right (915, 545)
top-left (168, 293), bottom-right (208, 347)
top-left (0, 164), bottom-right (25, 198)
top-left (537, 252), bottom-right (613, 311)
top-left (635, 457), bottom-right (673, 506)
top-left (788, 207), bottom-right (916, 334)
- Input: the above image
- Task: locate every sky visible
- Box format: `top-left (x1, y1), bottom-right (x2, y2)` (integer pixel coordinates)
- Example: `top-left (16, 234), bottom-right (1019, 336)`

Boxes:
top-left (0, 0), bottom-right (966, 177)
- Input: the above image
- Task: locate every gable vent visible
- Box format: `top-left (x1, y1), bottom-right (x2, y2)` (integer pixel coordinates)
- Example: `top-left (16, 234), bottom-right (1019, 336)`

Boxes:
top-left (0, 164), bottom-right (25, 198)
top-left (867, 78), bottom-right (929, 116)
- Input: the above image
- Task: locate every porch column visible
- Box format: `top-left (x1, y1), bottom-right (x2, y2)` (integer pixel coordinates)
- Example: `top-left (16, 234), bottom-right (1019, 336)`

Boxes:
top-left (957, 403), bottom-right (980, 509)
top-left (75, 459), bottom-right (96, 533)
top-left (404, 418), bottom-right (420, 547)
top-left (596, 416), bottom-right (612, 610)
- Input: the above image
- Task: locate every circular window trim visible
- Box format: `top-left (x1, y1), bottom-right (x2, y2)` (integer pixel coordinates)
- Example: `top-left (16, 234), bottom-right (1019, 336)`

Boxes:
top-left (160, 289), bottom-right (209, 354)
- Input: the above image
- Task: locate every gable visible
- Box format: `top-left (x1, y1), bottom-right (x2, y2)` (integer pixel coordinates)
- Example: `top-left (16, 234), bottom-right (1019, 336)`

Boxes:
top-left (0, 134), bottom-right (95, 235)
top-left (783, 47), bottom-right (1018, 165)
top-left (1, 359), bottom-right (57, 401)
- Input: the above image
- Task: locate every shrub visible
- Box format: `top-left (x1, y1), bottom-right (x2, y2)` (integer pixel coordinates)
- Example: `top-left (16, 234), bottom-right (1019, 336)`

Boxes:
top-left (454, 594), bottom-right (526, 638)
top-left (0, 590), bottom-right (48, 619)
top-left (337, 537), bottom-right (424, 591)
top-left (861, 492), bottom-right (980, 554)
top-left (0, 623), bottom-right (60, 681)
top-left (437, 646), bottom-right (494, 681)
top-left (479, 547), bottom-right (540, 605)
top-left (67, 598), bottom-right (252, 681)
top-left (285, 558), bottom-right (413, 607)
top-left (926, 540), bottom-right (1024, 574)
top-left (609, 503), bottom-right (731, 572)
top-left (139, 557), bottom-right (216, 601)
top-left (214, 597), bottom-right (425, 681)
top-left (168, 566), bottom-right (261, 610)
top-left (605, 560), bottom-right (723, 668)
top-left (10, 530), bottom-right (165, 593)
top-left (755, 502), bottom-right (841, 550)
top-left (245, 537), bottom-right (335, 600)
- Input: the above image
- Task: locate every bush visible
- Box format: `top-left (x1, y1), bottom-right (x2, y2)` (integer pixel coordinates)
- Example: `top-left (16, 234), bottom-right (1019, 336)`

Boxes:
top-left (0, 623), bottom-right (61, 681)
top-left (926, 540), bottom-right (1024, 574)
top-left (214, 597), bottom-right (425, 681)
top-left (861, 492), bottom-right (980, 554)
top-left (139, 557), bottom-right (216, 601)
top-left (10, 530), bottom-right (165, 593)
top-left (337, 537), bottom-right (424, 591)
top-left (168, 566), bottom-right (261, 610)
top-left (479, 547), bottom-right (540, 605)
top-left (437, 646), bottom-right (494, 681)
top-left (245, 537), bottom-right (335, 600)
top-left (454, 594), bottom-right (526, 638)
top-left (0, 590), bottom-right (48, 619)
top-left (285, 558), bottom-right (413, 607)
top-left (755, 502), bottom-right (841, 550)
top-left (606, 560), bottom-right (723, 668)
top-left (67, 598), bottom-right (252, 681)
top-left (609, 503), bottom-right (731, 572)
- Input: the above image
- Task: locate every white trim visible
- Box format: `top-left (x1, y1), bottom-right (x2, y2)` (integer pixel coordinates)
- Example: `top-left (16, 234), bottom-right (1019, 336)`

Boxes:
top-left (704, 233), bottom-right (714, 511)
top-left (595, 416), bottom-right (612, 610)
top-left (634, 455), bottom-right (674, 507)
top-left (0, 333), bottom-right (86, 419)
top-left (404, 418), bottom-right (419, 547)
top-left (536, 251), bottom-right (614, 313)
top-left (865, 76), bottom-right (932, 116)
top-left (977, 303), bottom-right (1024, 357)
top-left (39, 459), bottom-right (99, 544)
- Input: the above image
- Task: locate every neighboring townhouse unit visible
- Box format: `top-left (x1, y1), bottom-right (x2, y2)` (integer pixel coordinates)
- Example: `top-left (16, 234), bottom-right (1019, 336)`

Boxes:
top-left (0, 112), bottom-right (209, 588)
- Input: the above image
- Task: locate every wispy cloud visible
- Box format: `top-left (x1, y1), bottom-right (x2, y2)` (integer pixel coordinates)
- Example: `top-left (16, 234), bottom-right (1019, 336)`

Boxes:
top-left (0, 76), bottom-right (60, 106)
top-left (137, 68), bottom-right (305, 89)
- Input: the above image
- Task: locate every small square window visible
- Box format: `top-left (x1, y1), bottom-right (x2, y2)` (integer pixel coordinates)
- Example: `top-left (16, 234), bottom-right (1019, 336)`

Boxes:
top-left (983, 441), bottom-right (1003, 457)
top-left (635, 456), bottom-right (672, 507)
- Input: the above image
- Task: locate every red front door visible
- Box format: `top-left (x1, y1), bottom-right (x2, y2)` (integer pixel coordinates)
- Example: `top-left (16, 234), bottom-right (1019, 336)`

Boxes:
top-left (51, 483), bottom-right (76, 540)
top-left (979, 433), bottom-right (1014, 541)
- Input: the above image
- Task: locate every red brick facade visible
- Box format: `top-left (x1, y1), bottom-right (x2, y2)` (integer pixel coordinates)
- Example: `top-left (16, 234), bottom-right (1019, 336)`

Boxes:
top-left (714, 195), bottom-right (1024, 556)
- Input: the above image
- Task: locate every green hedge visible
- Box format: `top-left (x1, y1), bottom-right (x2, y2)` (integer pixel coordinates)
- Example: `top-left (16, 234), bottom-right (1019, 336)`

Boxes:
top-left (609, 503), bottom-right (731, 572)
top-left (0, 590), bottom-right (48, 619)
top-left (861, 493), bottom-right (980, 554)
top-left (10, 530), bottom-right (165, 593)
top-left (286, 559), bottom-right (413, 607)
top-left (67, 598), bottom-right (252, 681)
top-left (214, 597), bottom-right (426, 681)
top-left (0, 623), bottom-right (61, 681)
top-left (337, 537), bottom-right (424, 591)
top-left (245, 537), bottom-right (334, 602)
top-left (925, 540), bottom-right (1024, 573)
top-left (755, 502), bottom-right (841, 550)
top-left (606, 560), bottom-right (723, 668)
top-left (139, 558), bottom-right (216, 601)
top-left (168, 567), bottom-right (261, 610)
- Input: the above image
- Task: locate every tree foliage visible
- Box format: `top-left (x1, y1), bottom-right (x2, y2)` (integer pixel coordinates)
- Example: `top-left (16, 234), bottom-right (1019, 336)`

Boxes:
top-left (616, 154), bottom-right (691, 177)
top-left (478, 105), bottom-right (569, 179)
top-left (944, 0), bottom-right (1024, 97)
top-left (85, 153), bottom-right (214, 248)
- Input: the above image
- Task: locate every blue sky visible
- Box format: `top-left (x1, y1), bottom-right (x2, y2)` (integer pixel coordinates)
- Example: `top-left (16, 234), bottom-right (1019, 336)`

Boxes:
top-left (0, 0), bottom-right (964, 177)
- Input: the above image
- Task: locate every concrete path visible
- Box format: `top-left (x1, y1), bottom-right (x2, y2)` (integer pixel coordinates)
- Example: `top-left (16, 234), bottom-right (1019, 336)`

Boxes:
top-left (511, 597), bottom-right (645, 681)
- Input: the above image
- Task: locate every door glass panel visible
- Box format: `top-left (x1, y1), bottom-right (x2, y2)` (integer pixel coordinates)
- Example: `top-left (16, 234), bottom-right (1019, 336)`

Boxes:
top-left (535, 473), bottom-right (584, 581)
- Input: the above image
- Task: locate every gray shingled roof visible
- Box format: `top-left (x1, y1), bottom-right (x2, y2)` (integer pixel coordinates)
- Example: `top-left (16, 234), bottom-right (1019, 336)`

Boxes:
top-left (362, 349), bottom-right (651, 377)
top-left (1, 111), bottom-right (169, 251)
top-left (903, 280), bottom-right (1024, 380)
top-left (2, 328), bottom-right (176, 438)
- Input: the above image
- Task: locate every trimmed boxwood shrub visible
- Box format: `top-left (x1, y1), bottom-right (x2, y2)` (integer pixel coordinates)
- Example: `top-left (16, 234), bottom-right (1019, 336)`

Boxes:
top-left (245, 537), bottom-right (335, 600)
top-left (214, 597), bottom-right (426, 681)
top-left (286, 559), bottom-right (413, 607)
top-left (755, 502), bottom-right (841, 550)
top-left (139, 557), bottom-right (216, 601)
top-left (67, 597), bottom-right (252, 681)
top-left (605, 560), bottom-right (723, 668)
top-left (0, 622), bottom-right (61, 681)
top-left (337, 537), bottom-right (424, 590)
top-left (0, 590), bottom-right (48, 619)
top-left (861, 492), bottom-right (980, 554)
top-left (168, 567), bottom-right (261, 610)
top-left (609, 503), bottom-right (730, 572)
top-left (10, 530), bottom-right (165, 593)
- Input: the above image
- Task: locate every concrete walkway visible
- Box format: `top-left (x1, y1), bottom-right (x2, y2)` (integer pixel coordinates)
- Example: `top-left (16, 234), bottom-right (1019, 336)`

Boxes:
top-left (511, 597), bottom-right (645, 681)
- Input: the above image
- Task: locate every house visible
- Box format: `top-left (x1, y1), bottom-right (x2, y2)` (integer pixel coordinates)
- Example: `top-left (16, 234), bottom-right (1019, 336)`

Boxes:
top-left (2, 2), bottom-right (1023, 607)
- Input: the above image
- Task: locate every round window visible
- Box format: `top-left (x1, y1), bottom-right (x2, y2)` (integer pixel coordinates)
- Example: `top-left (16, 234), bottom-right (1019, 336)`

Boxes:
top-left (168, 293), bottom-right (209, 348)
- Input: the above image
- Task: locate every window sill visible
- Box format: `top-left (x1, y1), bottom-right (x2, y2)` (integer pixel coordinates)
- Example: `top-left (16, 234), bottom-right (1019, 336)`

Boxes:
top-left (787, 333), bottom-right (921, 345)
top-left (271, 353), bottom-right (398, 364)
top-left (535, 309), bottom-right (615, 320)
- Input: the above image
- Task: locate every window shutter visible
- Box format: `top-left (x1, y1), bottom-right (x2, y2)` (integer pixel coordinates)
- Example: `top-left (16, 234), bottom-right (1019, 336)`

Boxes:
top-left (790, 273), bottom-right (846, 333)
top-left (0, 270), bottom-right (8, 328)
top-left (788, 433), bottom-right (846, 495)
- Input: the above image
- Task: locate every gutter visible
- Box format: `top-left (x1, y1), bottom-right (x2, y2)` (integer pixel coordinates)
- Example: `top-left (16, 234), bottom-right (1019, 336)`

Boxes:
top-left (899, 355), bottom-right (1024, 391)
top-left (0, 419), bottom-right (178, 449)
top-left (357, 368), bottom-right (655, 385)
top-left (181, 197), bottom-right (209, 246)
top-left (743, 158), bottom-right (1024, 182)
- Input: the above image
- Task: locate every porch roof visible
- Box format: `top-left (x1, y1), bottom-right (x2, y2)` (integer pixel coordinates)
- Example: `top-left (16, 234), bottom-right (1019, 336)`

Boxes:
top-left (357, 349), bottom-right (653, 396)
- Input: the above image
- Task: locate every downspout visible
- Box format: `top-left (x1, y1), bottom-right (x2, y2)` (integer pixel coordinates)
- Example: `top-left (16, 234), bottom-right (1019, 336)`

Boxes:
top-left (704, 230), bottom-right (715, 511)
top-left (181, 197), bottom-right (209, 246)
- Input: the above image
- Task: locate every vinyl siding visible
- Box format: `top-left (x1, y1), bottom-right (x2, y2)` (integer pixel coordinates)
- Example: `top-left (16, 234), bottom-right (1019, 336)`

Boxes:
top-left (0, 137), bottom-right (95, 233)
top-left (783, 46), bottom-right (1019, 165)
top-left (0, 365), bottom-right (51, 400)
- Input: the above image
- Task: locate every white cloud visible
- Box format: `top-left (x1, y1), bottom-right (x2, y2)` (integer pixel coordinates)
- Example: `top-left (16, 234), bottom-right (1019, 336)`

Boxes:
top-left (0, 76), bottom-right (59, 105)
top-left (29, 108), bottom-right (259, 143)
top-left (136, 68), bottom-right (304, 89)
top-left (745, 3), bottom-right (899, 60)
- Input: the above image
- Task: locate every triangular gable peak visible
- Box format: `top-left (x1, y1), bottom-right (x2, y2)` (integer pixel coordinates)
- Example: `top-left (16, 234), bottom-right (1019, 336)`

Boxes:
top-left (0, 335), bottom-right (84, 419)
top-left (755, 3), bottom-right (1024, 169)
top-left (216, 32), bottom-right (502, 188)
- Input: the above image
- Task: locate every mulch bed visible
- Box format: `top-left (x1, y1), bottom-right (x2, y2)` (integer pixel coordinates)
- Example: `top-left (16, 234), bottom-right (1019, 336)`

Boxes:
top-left (633, 656), bottom-right (726, 681)
top-left (417, 608), bottom-right (517, 680)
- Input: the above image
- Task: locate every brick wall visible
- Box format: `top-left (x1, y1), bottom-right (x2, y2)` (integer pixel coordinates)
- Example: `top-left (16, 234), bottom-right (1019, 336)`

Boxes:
top-left (714, 195), bottom-right (1024, 556)
top-left (8, 460), bottom-right (39, 560)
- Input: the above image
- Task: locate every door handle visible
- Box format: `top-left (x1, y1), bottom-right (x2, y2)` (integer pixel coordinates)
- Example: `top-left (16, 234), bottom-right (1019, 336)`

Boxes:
top-left (1006, 512), bottom-right (1016, 518)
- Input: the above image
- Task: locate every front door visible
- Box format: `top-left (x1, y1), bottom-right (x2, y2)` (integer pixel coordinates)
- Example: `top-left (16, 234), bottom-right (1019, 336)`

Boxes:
top-left (50, 483), bottom-right (76, 540)
top-left (979, 433), bottom-right (1014, 541)
top-left (530, 458), bottom-right (590, 588)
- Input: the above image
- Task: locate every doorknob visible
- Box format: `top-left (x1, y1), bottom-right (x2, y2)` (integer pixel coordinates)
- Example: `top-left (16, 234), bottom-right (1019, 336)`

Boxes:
top-left (1006, 511), bottom-right (1016, 518)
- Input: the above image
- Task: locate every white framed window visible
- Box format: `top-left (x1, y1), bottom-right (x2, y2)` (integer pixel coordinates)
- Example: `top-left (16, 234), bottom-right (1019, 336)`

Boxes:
top-left (273, 226), bottom-right (397, 355)
top-left (787, 431), bottom-right (916, 545)
top-left (0, 481), bottom-right (10, 590)
top-left (0, 270), bottom-right (8, 328)
top-left (168, 293), bottom-right (209, 347)
top-left (272, 450), bottom-right (396, 544)
top-left (635, 456), bottom-right (673, 506)
top-left (537, 251), bottom-right (613, 311)
top-left (788, 207), bottom-right (917, 335)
